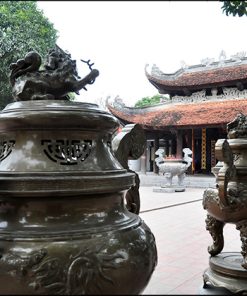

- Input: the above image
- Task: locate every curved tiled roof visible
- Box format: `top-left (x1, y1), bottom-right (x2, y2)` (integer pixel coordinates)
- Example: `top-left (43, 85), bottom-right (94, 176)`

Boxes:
top-left (145, 61), bottom-right (247, 93)
top-left (107, 98), bottom-right (247, 129)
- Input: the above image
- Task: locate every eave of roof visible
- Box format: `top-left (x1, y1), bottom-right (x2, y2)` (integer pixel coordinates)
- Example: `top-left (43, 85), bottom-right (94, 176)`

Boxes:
top-left (107, 98), bottom-right (247, 129)
top-left (145, 63), bottom-right (247, 90)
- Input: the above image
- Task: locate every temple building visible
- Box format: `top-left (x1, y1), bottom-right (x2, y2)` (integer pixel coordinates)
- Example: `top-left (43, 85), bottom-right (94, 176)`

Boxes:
top-left (107, 51), bottom-right (247, 175)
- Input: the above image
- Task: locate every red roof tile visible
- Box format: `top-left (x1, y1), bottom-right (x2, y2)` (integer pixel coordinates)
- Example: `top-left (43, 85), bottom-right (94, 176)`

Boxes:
top-left (146, 63), bottom-right (247, 90)
top-left (108, 98), bottom-right (247, 128)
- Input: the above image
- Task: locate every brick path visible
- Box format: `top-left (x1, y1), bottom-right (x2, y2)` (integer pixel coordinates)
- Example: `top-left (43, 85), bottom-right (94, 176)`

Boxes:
top-left (139, 186), bottom-right (241, 295)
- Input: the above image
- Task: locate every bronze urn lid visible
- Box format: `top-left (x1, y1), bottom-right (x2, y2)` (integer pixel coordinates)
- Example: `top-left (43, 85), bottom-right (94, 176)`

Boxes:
top-left (0, 99), bottom-right (134, 196)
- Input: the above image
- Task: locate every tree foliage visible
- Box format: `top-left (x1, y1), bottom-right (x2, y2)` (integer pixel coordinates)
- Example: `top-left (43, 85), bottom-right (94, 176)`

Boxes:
top-left (220, 1), bottom-right (247, 17)
top-left (134, 94), bottom-right (170, 108)
top-left (0, 1), bottom-right (58, 109)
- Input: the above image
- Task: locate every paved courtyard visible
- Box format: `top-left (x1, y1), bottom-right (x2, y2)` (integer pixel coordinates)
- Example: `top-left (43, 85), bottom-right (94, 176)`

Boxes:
top-left (139, 186), bottom-right (241, 295)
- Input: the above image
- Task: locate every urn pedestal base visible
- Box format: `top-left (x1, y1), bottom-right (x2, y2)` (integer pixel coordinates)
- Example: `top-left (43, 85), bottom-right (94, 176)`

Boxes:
top-left (203, 252), bottom-right (247, 295)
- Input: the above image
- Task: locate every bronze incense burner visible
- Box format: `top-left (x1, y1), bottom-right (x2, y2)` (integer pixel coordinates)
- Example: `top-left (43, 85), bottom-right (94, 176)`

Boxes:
top-left (0, 46), bottom-right (157, 294)
top-left (203, 113), bottom-right (247, 294)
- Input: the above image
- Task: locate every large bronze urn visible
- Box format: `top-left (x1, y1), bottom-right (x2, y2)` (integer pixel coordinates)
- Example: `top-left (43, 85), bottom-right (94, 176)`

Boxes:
top-left (202, 113), bottom-right (247, 294)
top-left (0, 46), bottom-right (157, 294)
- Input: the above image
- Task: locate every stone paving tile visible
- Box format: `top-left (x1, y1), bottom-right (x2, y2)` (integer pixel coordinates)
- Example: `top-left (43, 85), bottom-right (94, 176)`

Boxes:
top-left (140, 187), bottom-right (203, 212)
top-left (139, 186), bottom-right (241, 295)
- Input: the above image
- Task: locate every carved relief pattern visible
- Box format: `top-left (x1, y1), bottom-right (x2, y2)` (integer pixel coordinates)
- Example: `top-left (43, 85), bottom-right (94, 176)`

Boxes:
top-left (1, 245), bottom-right (126, 295)
top-left (225, 185), bottom-right (247, 211)
top-left (172, 87), bottom-right (247, 103)
top-left (1, 248), bottom-right (47, 276)
top-left (202, 188), bottom-right (219, 209)
top-left (41, 139), bottom-right (92, 165)
top-left (236, 220), bottom-right (247, 269)
top-left (127, 227), bottom-right (157, 274)
top-left (227, 113), bottom-right (247, 139)
top-left (210, 140), bottom-right (216, 168)
top-left (205, 214), bottom-right (225, 256)
top-left (233, 152), bottom-right (241, 162)
top-left (0, 140), bottom-right (15, 161)
top-left (201, 128), bottom-right (207, 169)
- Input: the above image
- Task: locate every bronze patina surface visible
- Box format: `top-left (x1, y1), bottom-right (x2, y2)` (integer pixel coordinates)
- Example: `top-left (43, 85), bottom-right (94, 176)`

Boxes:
top-left (203, 113), bottom-right (247, 294)
top-left (203, 252), bottom-right (247, 294)
top-left (0, 47), bottom-right (157, 294)
top-left (112, 123), bottom-right (146, 214)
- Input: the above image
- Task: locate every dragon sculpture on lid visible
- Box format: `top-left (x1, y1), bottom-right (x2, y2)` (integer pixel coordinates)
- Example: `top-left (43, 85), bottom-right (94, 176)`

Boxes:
top-left (9, 44), bottom-right (99, 101)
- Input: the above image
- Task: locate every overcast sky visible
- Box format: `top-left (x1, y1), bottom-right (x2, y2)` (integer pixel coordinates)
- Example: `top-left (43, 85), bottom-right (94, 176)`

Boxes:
top-left (37, 1), bottom-right (247, 106)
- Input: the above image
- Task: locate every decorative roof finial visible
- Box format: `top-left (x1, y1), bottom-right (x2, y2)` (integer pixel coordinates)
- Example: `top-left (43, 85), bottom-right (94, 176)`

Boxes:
top-left (218, 50), bottom-right (227, 64)
top-left (230, 51), bottom-right (246, 62)
top-left (180, 60), bottom-right (188, 69)
top-left (201, 57), bottom-right (215, 66)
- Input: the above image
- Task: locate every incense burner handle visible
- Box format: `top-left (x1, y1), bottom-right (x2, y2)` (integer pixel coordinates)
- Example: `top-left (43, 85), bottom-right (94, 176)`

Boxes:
top-left (215, 139), bottom-right (236, 207)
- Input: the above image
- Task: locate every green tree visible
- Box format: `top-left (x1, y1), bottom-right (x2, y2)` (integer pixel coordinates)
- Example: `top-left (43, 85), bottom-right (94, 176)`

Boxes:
top-left (134, 94), bottom-right (170, 108)
top-left (0, 1), bottom-right (58, 109)
top-left (220, 1), bottom-right (247, 17)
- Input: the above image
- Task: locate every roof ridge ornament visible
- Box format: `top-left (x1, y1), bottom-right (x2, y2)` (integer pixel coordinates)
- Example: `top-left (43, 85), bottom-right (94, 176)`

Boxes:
top-left (151, 64), bottom-right (164, 76)
top-left (144, 63), bottom-right (151, 75)
top-left (112, 95), bottom-right (125, 108)
top-left (180, 60), bottom-right (188, 70)
top-left (218, 50), bottom-right (227, 66)
top-left (200, 57), bottom-right (215, 67)
top-left (145, 49), bottom-right (247, 83)
top-left (230, 51), bottom-right (246, 62)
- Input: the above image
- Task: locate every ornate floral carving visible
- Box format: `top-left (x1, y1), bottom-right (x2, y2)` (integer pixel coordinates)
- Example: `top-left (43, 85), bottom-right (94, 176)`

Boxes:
top-left (233, 152), bottom-right (241, 162)
top-left (0, 140), bottom-right (15, 161)
top-left (41, 139), bottom-right (92, 165)
top-left (172, 87), bottom-right (247, 104)
top-left (236, 220), bottom-right (247, 269)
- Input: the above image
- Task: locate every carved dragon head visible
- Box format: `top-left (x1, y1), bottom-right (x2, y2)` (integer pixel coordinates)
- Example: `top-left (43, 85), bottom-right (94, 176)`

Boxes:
top-left (9, 45), bottom-right (99, 101)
